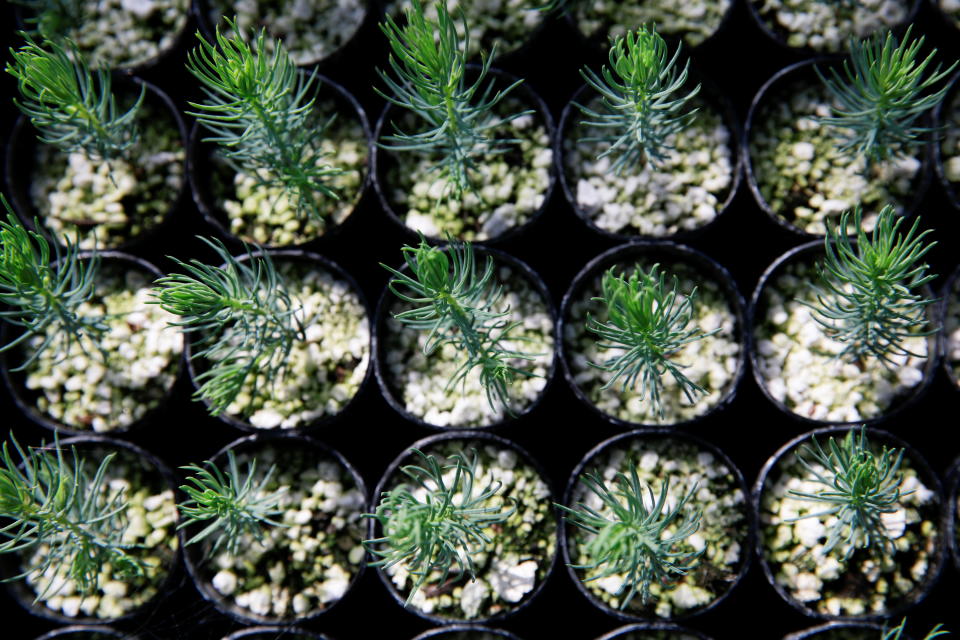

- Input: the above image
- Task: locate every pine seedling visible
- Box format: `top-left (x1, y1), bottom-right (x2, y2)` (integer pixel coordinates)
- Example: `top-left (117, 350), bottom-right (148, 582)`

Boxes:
top-left (151, 237), bottom-right (304, 416)
top-left (558, 465), bottom-right (703, 608)
top-left (817, 26), bottom-right (958, 166)
top-left (787, 427), bottom-right (909, 558)
top-left (577, 25), bottom-right (700, 174)
top-left (178, 450), bottom-right (287, 558)
top-left (377, 0), bottom-right (531, 199)
top-left (0, 196), bottom-right (106, 370)
top-left (807, 204), bottom-right (937, 366)
top-left (364, 448), bottom-right (516, 605)
top-left (883, 619), bottom-right (950, 640)
top-left (186, 19), bottom-right (343, 224)
top-left (0, 434), bottom-right (147, 599)
top-left (382, 235), bottom-right (539, 415)
top-left (6, 34), bottom-right (143, 160)
top-left (585, 264), bottom-right (717, 419)
top-left (11, 0), bottom-right (84, 41)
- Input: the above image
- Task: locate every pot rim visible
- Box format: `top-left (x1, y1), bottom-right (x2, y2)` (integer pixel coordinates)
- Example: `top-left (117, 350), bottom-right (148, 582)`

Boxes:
top-left (945, 454), bottom-right (960, 576)
top-left (2, 433), bottom-right (182, 626)
top-left (4, 76), bottom-right (190, 255)
top-left (410, 624), bottom-right (523, 640)
top-left (182, 247), bottom-right (374, 434)
top-left (554, 67), bottom-right (743, 243)
top-left (0, 250), bottom-right (184, 438)
top-left (782, 620), bottom-right (890, 640)
top-left (366, 430), bottom-right (560, 625)
top-left (186, 72), bottom-right (373, 250)
top-left (556, 240), bottom-right (748, 430)
top-left (937, 262), bottom-right (960, 391)
top-left (741, 57), bottom-right (933, 240)
top-left (593, 621), bottom-right (715, 640)
top-left (177, 431), bottom-right (369, 627)
top-left (373, 243), bottom-right (558, 431)
top-left (370, 64), bottom-right (557, 246)
top-left (559, 428), bottom-right (756, 623)
top-left (33, 625), bottom-right (131, 640)
top-left (747, 239), bottom-right (941, 428)
top-left (751, 425), bottom-right (946, 622)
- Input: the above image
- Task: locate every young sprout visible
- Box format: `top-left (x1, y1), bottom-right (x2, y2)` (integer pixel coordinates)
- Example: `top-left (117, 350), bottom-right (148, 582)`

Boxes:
top-left (6, 35), bottom-right (143, 161)
top-left (807, 204), bottom-right (937, 366)
top-left (558, 465), bottom-right (703, 608)
top-left (787, 427), bottom-right (909, 557)
top-left (0, 434), bottom-right (147, 599)
top-left (884, 619), bottom-right (949, 640)
top-left (533, 0), bottom-right (576, 14)
top-left (364, 448), bottom-right (516, 605)
top-left (817, 26), bottom-right (958, 166)
top-left (186, 19), bottom-right (343, 223)
top-left (382, 235), bottom-right (538, 415)
top-left (377, 0), bottom-right (531, 199)
top-left (151, 237), bottom-right (304, 416)
top-left (0, 197), bottom-right (106, 370)
top-left (586, 264), bottom-right (718, 419)
top-left (178, 451), bottom-right (287, 558)
top-left (577, 25), bottom-right (700, 174)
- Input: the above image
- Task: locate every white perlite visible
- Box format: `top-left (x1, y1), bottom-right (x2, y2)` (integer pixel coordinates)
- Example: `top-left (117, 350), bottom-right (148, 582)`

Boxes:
top-left (215, 261), bottom-right (369, 428)
top-left (384, 441), bottom-right (556, 620)
top-left (384, 263), bottom-right (554, 427)
top-left (210, 0), bottom-right (365, 65)
top-left (203, 445), bottom-right (365, 619)
top-left (23, 450), bottom-right (178, 619)
top-left (754, 259), bottom-right (928, 422)
top-left (565, 261), bottom-right (740, 425)
top-left (387, 0), bottom-right (544, 59)
top-left (575, 0), bottom-right (731, 47)
top-left (751, 0), bottom-right (909, 52)
top-left (565, 99), bottom-right (733, 236)
top-left (761, 449), bottom-right (938, 617)
top-left (569, 438), bottom-right (748, 618)
top-left (750, 82), bottom-right (920, 235)
top-left (946, 279), bottom-right (960, 386)
top-left (939, 89), bottom-right (960, 203)
top-left (23, 266), bottom-right (183, 432)
top-left (29, 99), bottom-right (184, 250)
top-left (215, 97), bottom-right (368, 246)
top-left (386, 108), bottom-right (552, 241)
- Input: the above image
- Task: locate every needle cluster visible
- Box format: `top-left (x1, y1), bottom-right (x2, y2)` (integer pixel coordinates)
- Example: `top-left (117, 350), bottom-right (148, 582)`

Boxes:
top-left (586, 264), bottom-right (717, 419)
top-left (383, 236), bottom-right (538, 414)
top-left (788, 428), bottom-right (909, 557)
top-left (577, 25), bottom-right (700, 174)
top-left (0, 435), bottom-right (146, 598)
top-left (6, 35), bottom-right (143, 160)
top-left (817, 26), bottom-right (958, 166)
top-left (0, 201), bottom-right (105, 370)
top-left (178, 450), bottom-right (287, 558)
top-left (377, 0), bottom-right (530, 199)
top-left (364, 448), bottom-right (516, 605)
top-left (807, 205), bottom-right (937, 366)
top-left (151, 237), bottom-right (304, 416)
top-left (186, 20), bottom-right (343, 223)
top-left (559, 465), bottom-right (703, 608)
top-left (11, 0), bottom-right (84, 40)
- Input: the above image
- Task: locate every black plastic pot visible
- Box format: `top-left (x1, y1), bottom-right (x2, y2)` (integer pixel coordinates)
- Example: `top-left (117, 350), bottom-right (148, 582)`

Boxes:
top-left (934, 69), bottom-right (960, 221)
top-left (938, 263), bottom-right (960, 391)
top-left (192, 0), bottom-right (376, 69)
top-left (743, 58), bottom-right (933, 240)
top-left (179, 433), bottom-right (368, 626)
top-left (557, 241), bottom-right (747, 429)
top-left (946, 455), bottom-right (960, 576)
top-left (560, 429), bottom-right (754, 622)
top-left (555, 73), bottom-right (742, 242)
top-left (373, 244), bottom-right (557, 431)
top-left (782, 621), bottom-right (886, 640)
top-left (0, 251), bottom-right (184, 438)
top-left (748, 240), bottom-right (940, 428)
top-left (411, 625), bottom-right (524, 640)
top-left (594, 622), bottom-right (715, 640)
top-left (745, 0), bottom-right (922, 56)
top-left (187, 74), bottom-right (372, 249)
top-left (371, 65), bottom-right (556, 245)
top-left (4, 77), bottom-right (189, 254)
top-left (753, 426), bottom-right (946, 621)
top-left (221, 629), bottom-right (331, 640)
top-left (367, 430), bottom-right (559, 625)
top-left (183, 248), bottom-right (373, 434)
top-left (34, 627), bottom-right (138, 640)
top-left (1, 434), bottom-right (181, 626)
